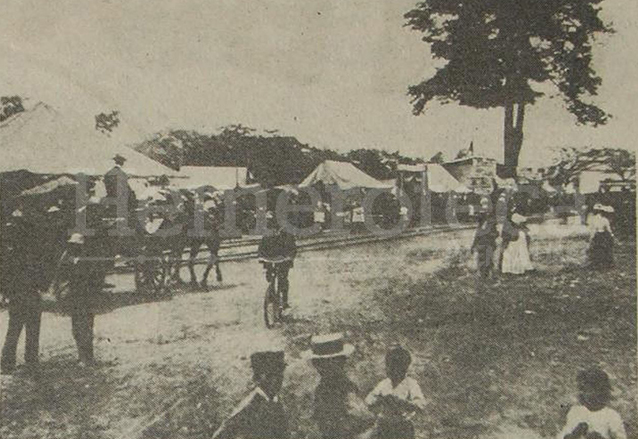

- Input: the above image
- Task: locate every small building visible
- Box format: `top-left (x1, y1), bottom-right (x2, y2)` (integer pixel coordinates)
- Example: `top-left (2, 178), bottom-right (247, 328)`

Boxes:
top-left (442, 156), bottom-right (498, 194)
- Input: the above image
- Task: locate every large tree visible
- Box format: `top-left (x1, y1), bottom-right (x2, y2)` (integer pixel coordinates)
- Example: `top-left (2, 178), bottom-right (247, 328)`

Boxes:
top-left (405, 0), bottom-right (612, 173)
top-left (0, 96), bottom-right (25, 122)
top-left (546, 147), bottom-right (636, 187)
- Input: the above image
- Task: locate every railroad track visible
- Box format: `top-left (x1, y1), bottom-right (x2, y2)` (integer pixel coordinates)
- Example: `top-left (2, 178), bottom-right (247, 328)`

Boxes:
top-left (105, 223), bottom-right (476, 275)
top-left (196, 223), bottom-right (476, 263)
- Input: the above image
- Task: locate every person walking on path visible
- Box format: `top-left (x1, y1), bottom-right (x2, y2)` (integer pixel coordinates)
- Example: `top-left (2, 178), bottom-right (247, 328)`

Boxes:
top-left (501, 213), bottom-right (534, 275)
top-left (304, 333), bottom-right (374, 439)
top-left (471, 198), bottom-right (498, 279)
top-left (587, 204), bottom-right (615, 270)
top-left (213, 349), bottom-right (289, 439)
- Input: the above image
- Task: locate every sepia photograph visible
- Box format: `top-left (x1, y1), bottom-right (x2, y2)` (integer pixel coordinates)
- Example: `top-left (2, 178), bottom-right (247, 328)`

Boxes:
top-left (0, 1), bottom-right (636, 438)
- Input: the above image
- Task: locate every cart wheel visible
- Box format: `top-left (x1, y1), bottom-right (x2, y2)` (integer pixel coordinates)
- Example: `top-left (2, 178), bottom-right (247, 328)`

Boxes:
top-left (135, 257), bottom-right (168, 296)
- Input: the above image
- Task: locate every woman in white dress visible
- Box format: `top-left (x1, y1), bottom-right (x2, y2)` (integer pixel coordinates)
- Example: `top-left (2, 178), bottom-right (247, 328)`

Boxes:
top-left (501, 213), bottom-right (534, 275)
top-left (587, 204), bottom-right (614, 269)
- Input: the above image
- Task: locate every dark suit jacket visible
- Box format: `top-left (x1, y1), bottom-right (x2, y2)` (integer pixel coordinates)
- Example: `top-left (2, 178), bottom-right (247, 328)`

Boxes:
top-left (104, 165), bottom-right (129, 199)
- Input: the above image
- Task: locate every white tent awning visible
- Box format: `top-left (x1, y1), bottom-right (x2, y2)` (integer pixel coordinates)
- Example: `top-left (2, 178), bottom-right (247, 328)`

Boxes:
top-left (299, 160), bottom-right (391, 190)
top-left (0, 103), bottom-right (177, 177)
top-left (426, 164), bottom-right (470, 193)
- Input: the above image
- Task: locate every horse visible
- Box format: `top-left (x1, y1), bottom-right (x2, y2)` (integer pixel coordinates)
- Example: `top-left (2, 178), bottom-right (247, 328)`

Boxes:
top-left (166, 190), bottom-right (223, 289)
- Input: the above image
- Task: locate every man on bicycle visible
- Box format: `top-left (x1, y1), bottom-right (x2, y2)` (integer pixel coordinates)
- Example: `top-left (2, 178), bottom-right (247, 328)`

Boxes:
top-left (257, 216), bottom-right (297, 310)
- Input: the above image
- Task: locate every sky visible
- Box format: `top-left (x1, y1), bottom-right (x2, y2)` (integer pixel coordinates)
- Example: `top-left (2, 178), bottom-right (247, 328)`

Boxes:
top-left (1, 0), bottom-right (636, 167)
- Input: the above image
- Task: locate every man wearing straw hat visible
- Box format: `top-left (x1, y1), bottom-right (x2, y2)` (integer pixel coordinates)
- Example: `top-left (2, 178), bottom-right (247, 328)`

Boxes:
top-left (213, 349), bottom-right (289, 439)
top-left (304, 333), bottom-right (374, 439)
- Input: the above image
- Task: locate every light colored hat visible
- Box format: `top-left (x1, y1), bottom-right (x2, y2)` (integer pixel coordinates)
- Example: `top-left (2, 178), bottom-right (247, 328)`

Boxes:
top-left (47, 205), bottom-right (61, 213)
top-left (593, 203), bottom-right (604, 212)
top-left (511, 213), bottom-right (527, 225)
top-left (302, 333), bottom-right (355, 360)
top-left (203, 199), bottom-right (218, 211)
top-left (68, 233), bottom-right (85, 245)
top-left (602, 205), bottom-right (615, 213)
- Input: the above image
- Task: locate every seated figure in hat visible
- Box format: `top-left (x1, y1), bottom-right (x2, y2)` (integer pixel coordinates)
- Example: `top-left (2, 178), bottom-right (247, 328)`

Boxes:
top-left (304, 333), bottom-right (374, 439)
top-left (365, 346), bottom-right (426, 439)
top-left (213, 349), bottom-right (288, 439)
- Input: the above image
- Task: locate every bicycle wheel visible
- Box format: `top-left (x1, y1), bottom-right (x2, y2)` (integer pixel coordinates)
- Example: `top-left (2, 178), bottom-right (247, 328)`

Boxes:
top-left (264, 281), bottom-right (280, 328)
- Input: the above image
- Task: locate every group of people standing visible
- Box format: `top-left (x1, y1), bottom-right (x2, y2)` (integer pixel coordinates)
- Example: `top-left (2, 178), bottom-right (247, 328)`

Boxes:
top-left (0, 219), bottom-right (104, 375)
top-left (471, 198), bottom-right (534, 279)
top-left (471, 195), bottom-right (621, 278)
top-left (1, 156), bottom-right (130, 376)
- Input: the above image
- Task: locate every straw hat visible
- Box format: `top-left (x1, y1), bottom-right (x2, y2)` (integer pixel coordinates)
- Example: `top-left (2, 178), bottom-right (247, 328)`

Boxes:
top-left (511, 213), bottom-right (527, 225)
top-left (68, 233), bottom-right (85, 245)
top-left (302, 333), bottom-right (355, 359)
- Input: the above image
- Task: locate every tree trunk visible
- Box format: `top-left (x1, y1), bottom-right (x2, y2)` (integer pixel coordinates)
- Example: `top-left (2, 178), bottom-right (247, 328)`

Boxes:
top-left (503, 102), bottom-right (525, 174)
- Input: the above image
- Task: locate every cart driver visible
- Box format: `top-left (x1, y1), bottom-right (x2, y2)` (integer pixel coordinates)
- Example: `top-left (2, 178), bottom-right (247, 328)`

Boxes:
top-left (257, 215), bottom-right (297, 310)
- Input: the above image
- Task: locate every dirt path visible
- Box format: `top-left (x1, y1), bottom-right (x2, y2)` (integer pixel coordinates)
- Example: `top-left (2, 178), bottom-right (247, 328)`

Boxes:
top-left (4, 222), bottom-right (627, 439)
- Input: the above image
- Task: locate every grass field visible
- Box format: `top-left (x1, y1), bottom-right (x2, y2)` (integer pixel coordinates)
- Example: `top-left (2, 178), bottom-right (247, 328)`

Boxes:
top-left (0, 225), bottom-right (635, 439)
top-left (280, 234), bottom-right (636, 439)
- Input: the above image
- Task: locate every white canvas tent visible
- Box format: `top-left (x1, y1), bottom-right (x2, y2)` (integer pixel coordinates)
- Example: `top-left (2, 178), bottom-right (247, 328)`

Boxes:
top-left (176, 166), bottom-right (249, 190)
top-left (425, 164), bottom-right (470, 193)
top-left (398, 163), bottom-right (469, 193)
top-left (0, 103), bottom-right (176, 177)
top-left (299, 160), bottom-right (391, 190)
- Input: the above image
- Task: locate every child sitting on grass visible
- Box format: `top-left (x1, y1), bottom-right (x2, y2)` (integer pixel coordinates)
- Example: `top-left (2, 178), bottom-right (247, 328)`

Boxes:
top-left (365, 346), bottom-right (426, 439)
top-left (558, 367), bottom-right (626, 439)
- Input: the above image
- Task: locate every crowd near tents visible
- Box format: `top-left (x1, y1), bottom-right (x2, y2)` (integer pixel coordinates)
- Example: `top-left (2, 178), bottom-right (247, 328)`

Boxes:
top-left (1, 102), bottom-right (635, 237)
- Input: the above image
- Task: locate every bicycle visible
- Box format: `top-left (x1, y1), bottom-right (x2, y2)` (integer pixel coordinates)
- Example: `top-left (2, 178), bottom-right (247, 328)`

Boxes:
top-left (259, 257), bottom-right (292, 328)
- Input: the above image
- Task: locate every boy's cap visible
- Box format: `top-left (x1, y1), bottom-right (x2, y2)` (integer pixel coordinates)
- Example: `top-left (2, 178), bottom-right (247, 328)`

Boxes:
top-left (250, 350), bottom-right (285, 371)
top-left (302, 333), bottom-right (354, 360)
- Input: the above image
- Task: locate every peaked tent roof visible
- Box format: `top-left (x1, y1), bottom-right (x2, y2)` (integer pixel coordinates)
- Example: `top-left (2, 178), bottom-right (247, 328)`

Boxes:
top-left (0, 103), bottom-right (177, 177)
top-left (427, 164), bottom-right (471, 193)
top-left (175, 166), bottom-right (249, 190)
top-left (299, 160), bottom-right (391, 190)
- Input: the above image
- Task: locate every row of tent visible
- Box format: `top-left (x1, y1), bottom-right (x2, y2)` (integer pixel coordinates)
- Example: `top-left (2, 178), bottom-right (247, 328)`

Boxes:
top-left (1, 102), bottom-right (472, 198)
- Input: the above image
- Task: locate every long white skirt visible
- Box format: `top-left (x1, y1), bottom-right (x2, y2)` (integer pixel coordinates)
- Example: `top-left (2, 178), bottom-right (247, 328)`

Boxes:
top-left (501, 231), bottom-right (534, 275)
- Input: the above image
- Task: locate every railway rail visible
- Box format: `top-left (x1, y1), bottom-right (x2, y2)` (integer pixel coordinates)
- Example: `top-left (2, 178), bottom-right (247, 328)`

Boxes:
top-left (108, 223), bottom-right (476, 274)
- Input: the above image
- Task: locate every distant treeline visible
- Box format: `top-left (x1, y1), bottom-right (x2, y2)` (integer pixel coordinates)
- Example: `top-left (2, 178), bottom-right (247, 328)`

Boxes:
top-left (133, 125), bottom-right (423, 187)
